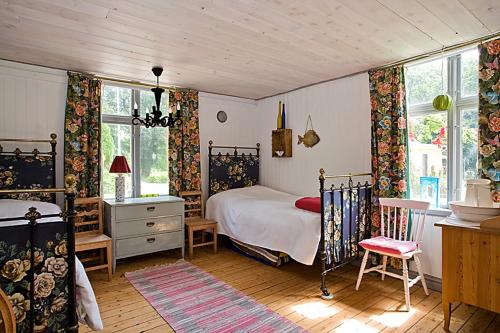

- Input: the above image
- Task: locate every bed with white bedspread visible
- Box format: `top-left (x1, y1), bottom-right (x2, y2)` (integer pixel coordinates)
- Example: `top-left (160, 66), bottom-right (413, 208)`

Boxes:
top-left (206, 185), bottom-right (321, 265)
top-left (0, 199), bottom-right (103, 331)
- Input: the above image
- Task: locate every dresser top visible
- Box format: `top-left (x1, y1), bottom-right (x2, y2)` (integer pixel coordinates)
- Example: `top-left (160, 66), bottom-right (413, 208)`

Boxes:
top-left (435, 216), bottom-right (500, 235)
top-left (104, 196), bottom-right (184, 206)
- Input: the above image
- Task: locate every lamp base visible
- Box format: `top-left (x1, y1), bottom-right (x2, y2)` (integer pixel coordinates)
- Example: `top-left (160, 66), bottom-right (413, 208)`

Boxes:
top-left (115, 174), bottom-right (125, 202)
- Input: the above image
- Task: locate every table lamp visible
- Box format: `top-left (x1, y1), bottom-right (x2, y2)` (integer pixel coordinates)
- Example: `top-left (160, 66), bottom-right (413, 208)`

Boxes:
top-left (109, 156), bottom-right (131, 202)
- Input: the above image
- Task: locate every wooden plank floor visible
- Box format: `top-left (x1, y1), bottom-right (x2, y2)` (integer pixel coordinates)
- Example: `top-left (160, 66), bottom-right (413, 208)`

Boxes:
top-left (81, 247), bottom-right (500, 333)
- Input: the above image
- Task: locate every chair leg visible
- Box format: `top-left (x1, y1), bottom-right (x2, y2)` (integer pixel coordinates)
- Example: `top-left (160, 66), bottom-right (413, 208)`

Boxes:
top-left (402, 258), bottom-right (411, 311)
top-left (213, 227), bottom-right (218, 254)
top-left (381, 255), bottom-right (387, 281)
top-left (106, 245), bottom-right (112, 282)
top-left (414, 255), bottom-right (429, 295)
top-left (188, 227), bottom-right (194, 259)
top-left (356, 250), bottom-right (369, 291)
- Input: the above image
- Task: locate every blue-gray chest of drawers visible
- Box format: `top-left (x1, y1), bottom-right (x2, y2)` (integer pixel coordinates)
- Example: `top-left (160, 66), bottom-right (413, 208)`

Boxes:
top-left (104, 196), bottom-right (184, 272)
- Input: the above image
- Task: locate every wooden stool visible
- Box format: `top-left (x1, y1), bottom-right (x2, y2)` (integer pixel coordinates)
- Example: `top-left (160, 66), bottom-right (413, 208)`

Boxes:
top-left (186, 219), bottom-right (217, 258)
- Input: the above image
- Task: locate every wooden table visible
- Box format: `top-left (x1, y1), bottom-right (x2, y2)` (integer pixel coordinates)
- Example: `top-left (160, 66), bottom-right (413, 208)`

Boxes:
top-left (435, 217), bottom-right (500, 330)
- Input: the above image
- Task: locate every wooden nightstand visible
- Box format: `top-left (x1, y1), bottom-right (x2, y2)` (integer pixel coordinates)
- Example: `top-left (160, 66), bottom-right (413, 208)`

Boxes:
top-left (104, 196), bottom-right (185, 272)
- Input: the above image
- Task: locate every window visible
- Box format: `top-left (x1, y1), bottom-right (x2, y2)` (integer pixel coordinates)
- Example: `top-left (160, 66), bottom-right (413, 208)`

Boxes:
top-left (407, 48), bottom-right (479, 208)
top-left (101, 84), bottom-right (169, 199)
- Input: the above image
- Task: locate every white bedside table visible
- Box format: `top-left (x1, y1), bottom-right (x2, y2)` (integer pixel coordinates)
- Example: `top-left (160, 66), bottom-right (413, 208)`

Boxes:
top-left (104, 196), bottom-right (185, 272)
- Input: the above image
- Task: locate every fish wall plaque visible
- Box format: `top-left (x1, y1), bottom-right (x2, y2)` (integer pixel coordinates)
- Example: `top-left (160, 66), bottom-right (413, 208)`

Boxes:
top-left (298, 115), bottom-right (320, 148)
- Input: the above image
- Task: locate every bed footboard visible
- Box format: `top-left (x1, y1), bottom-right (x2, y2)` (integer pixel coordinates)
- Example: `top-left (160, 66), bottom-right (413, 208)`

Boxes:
top-left (319, 169), bottom-right (372, 299)
top-left (0, 176), bottom-right (78, 332)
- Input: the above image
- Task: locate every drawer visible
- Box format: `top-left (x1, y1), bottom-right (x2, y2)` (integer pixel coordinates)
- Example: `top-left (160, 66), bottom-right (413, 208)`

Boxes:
top-left (115, 231), bottom-right (183, 258)
top-left (115, 202), bottom-right (183, 221)
top-left (116, 216), bottom-right (182, 238)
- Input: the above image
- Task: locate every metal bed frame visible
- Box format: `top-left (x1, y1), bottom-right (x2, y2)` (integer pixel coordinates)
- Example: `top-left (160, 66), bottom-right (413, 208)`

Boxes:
top-left (207, 141), bottom-right (372, 300)
top-left (0, 135), bottom-right (79, 332)
top-left (319, 169), bottom-right (372, 299)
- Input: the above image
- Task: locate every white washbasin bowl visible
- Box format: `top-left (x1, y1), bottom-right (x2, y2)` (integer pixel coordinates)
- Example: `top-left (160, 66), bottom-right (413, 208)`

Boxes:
top-left (448, 201), bottom-right (500, 222)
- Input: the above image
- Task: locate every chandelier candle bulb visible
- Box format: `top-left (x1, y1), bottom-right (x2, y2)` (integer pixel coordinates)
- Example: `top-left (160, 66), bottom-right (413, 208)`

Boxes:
top-left (133, 102), bottom-right (139, 117)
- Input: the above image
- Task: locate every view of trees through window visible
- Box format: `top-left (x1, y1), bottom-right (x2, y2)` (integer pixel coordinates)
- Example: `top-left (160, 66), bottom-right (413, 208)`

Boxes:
top-left (407, 49), bottom-right (478, 208)
top-left (101, 85), bottom-right (169, 198)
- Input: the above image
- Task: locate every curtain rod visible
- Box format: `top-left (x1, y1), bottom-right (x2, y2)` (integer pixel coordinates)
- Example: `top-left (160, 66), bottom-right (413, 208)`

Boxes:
top-left (375, 30), bottom-right (500, 70)
top-left (67, 70), bottom-right (180, 90)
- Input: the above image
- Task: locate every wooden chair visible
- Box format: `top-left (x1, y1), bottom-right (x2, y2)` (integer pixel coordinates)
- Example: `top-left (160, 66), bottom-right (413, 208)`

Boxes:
top-left (75, 197), bottom-right (112, 281)
top-left (186, 219), bottom-right (218, 259)
top-left (0, 288), bottom-right (15, 333)
top-left (179, 191), bottom-right (218, 258)
top-left (179, 190), bottom-right (204, 220)
top-left (355, 198), bottom-right (430, 311)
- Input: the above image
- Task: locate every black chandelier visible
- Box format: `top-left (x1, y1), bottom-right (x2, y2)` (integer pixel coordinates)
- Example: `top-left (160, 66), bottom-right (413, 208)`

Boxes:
top-left (132, 66), bottom-right (181, 128)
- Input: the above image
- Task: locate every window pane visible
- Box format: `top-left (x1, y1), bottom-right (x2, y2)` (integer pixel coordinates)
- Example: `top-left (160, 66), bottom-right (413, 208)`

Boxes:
top-left (406, 58), bottom-right (447, 106)
top-left (140, 89), bottom-right (169, 117)
top-left (409, 113), bottom-right (448, 208)
top-left (101, 123), bottom-right (132, 199)
top-left (140, 127), bottom-right (169, 196)
top-left (460, 49), bottom-right (479, 98)
top-left (102, 85), bottom-right (132, 116)
top-left (460, 108), bottom-right (479, 199)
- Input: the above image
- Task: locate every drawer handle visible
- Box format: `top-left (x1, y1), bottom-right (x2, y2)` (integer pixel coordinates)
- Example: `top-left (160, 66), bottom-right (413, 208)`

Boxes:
top-left (147, 237), bottom-right (156, 243)
top-left (147, 206), bottom-right (156, 212)
top-left (146, 222), bottom-right (155, 227)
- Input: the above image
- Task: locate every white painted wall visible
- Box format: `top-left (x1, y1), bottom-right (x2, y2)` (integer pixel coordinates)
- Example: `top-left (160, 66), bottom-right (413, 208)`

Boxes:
top-left (256, 73), bottom-right (372, 196)
top-left (198, 92), bottom-right (258, 203)
top-left (0, 60), bottom-right (67, 188)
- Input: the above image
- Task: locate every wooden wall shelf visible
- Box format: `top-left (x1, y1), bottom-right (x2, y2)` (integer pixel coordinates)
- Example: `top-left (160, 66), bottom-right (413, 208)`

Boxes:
top-left (272, 129), bottom-right (292, 158)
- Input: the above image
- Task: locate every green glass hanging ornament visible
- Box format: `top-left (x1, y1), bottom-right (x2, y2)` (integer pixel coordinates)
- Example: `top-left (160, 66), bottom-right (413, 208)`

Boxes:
top-left (433, 47), bottom-right (453, 111)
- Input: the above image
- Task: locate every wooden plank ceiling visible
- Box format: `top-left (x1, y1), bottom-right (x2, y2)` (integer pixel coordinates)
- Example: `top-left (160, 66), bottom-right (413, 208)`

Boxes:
top-left (0, 0), bottom-right (498, 99)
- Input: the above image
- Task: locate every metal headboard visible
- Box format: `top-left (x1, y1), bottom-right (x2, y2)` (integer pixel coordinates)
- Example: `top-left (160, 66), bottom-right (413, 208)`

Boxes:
top-left (208, 140), bottom-right (260, 197)
top-left (0, 133), bottom-right (57, 202)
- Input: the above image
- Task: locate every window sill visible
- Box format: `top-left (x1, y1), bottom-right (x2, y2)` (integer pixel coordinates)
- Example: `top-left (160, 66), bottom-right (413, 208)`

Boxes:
top-left (426, 208), bottom-right (452, 217)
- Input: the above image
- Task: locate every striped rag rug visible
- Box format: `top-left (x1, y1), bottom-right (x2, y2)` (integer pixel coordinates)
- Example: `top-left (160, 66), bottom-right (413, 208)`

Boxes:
top-left (125, 261), bottom-right (307, 333)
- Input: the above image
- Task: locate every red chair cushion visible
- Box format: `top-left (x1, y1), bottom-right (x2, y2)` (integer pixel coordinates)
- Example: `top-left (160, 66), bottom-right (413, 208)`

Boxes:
top-left (295, 197), bottom-right (321, 213)
top-left (359, 236), bottom-right (418, 255)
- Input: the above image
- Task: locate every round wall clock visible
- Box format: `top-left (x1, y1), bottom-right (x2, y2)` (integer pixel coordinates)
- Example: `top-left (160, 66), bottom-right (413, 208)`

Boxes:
top-left (217, 110), bottom-right (228, 123)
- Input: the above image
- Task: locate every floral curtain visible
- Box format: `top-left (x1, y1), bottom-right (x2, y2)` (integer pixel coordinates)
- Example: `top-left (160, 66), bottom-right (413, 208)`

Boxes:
top-left (168, 89), bottom-right (201, 196)
top-left (64, 73), bottom-right (102, 198)
top-left (369, 66), bottom-right (408, 237)
top-left (478, 38), bottom-right (500, 202)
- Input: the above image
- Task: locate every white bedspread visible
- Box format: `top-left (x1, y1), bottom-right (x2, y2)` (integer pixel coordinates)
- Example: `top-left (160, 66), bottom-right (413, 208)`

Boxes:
top-left (206, 186), bottom-right (321, 265)
top-left (0, 199), bottom-right (103, 331)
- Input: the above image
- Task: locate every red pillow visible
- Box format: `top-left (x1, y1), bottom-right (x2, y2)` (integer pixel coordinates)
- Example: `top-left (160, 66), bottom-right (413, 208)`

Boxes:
top-left (295, 197), bottom-right (321, 213)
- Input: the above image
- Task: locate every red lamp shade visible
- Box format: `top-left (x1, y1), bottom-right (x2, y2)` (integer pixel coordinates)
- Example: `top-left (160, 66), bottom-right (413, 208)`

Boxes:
top-left (109, 156), bottom-right (131, 173)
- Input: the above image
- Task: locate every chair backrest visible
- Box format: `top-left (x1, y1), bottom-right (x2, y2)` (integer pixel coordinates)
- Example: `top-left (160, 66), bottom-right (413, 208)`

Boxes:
top-left (179, 190), bottom-right (204, 220)
top-left (378, 198), bottom-right (430, 243)
top-left (0, 288), bottom-right (16, 333)
top-left (74, 197), bottom-right (103, 237)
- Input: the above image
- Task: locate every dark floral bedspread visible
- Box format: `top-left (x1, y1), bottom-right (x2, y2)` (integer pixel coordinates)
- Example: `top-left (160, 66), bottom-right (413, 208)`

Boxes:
top-left (0, 223), bottom-right (69, 332)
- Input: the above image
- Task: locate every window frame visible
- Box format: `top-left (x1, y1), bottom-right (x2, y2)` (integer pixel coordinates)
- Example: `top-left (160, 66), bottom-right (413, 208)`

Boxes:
top-left (406, 48), bottom-right (479, 209)
top-left (101, 83), bottom-right (168, 198)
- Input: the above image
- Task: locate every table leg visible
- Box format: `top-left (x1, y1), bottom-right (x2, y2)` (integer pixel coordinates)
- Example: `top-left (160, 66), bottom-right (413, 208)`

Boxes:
top-left (443, 300), bottom-right (451, 331)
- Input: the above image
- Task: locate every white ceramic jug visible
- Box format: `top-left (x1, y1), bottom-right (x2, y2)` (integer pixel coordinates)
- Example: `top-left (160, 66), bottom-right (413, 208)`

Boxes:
top-left (464, 179), bottom-right (493, 207)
